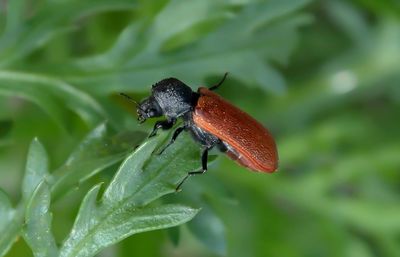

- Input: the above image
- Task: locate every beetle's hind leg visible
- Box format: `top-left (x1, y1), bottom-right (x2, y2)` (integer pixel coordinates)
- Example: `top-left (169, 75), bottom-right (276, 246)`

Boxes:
top-left (176, 147), bottom-right (210, 191)
top-left (209, 72), bottom-right (228, 91)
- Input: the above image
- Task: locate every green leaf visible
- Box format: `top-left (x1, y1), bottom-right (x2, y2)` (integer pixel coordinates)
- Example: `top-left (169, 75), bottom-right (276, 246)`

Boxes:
top-left (0, 84), bottom-right (69, 131)
top-left (59, 134), bottom-right (201, 257)
top-left (65, 0), bottom-right (312, 95)
top-left (1, 138), bottom-right (50, 257)
top-left (62, 201), bottom-right (198, 257)
top-left (50, 123), bottom-right (147, 199)
top-left (23, 182), bottom-right (58, 257)
top-left (0, 71), bottom-right (106, 128)
top-left (0, 124), bottom-right (145, 256)
top-left (2, 0), bottom-right (25, 35)
top-left (69, 184), bottom-right (102, 237)
top-left (102, 137), bottom-right (160, 204)
top-left (0, 189), bottom-right (20, 257)
top-left (0, 189), bottom-right (14, 235)
top-left (22, 138), bottom-right (49, 201)
top-left (0, 0), bottom-right (138, 67)
top-left (324, 0), bottom-right (370, 46)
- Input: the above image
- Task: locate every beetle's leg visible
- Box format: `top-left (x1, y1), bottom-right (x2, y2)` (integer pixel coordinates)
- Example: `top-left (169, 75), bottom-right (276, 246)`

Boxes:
top-left (209, 72), bottom-right (228, 91)
top-left (176, 147), bottom-right (209, 191)
top-left (149, 119), bottom-right (175, 138)
top-left (157, 126), bottom-right (186, 155)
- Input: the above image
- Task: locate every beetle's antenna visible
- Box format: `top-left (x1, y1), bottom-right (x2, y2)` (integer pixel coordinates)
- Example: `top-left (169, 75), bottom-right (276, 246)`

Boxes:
top-left (120, 93), bottom-right (139, 107)
top-left (209, 72), bottom-right (228, 91)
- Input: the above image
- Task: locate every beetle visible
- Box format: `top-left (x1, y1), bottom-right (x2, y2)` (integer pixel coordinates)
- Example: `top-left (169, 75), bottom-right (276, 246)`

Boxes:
top-left (121, 73), bottom-right (278, 190)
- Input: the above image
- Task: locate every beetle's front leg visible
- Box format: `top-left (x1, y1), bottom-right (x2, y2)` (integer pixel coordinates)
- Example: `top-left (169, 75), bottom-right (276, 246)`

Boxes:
top-left (157, 126), bottom-right (186, 155)
top-left (149, 119), bottom-right (176, 138)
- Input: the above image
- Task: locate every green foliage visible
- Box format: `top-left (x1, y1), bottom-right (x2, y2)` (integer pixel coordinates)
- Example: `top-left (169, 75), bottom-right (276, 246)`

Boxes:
top-left (0, 71), bottom-right (106, 128)
top-left (0, 0), bottom-right (137, 67)
top-left (0, 124), bottom-right (149, 256)
top-left (60, 135), bottom-right (199, 257)
top-left (65, 0), bottom-right (312, 95)
top-left (22, 139), bottom-right (50, 201)
top-left (0, 189), bottom-right (17, 257)
top-left (49, 123), bottom-right (146, 199)
top-left (1, 0), bottom-right (399, 256)
top-left (0, 127), bottom-right (200, 257)
top-left (24, 182), bottom-right (58, 257)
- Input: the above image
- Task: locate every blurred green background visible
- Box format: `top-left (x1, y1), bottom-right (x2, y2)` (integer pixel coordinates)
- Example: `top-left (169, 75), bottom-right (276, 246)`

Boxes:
top-left (1, 0), bottom-right (400, 256)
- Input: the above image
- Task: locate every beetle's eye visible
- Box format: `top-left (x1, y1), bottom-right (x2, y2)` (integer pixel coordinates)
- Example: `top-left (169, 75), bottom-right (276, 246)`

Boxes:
top-left (148, 109), bottom-right (156, 116)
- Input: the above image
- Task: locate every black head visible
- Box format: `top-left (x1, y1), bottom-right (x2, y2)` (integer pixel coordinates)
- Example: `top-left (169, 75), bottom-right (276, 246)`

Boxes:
top-left (138, 78), bottom-right (195, 122)
top-left (137, 96), bottom-right (163, 123)
top-left (122, 78), bottom-right (195, 123)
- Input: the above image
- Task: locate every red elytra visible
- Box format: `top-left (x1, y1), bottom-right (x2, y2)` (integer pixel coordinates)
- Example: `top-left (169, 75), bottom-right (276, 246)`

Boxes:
top-left (193, 87), bottom-right (278, 172)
